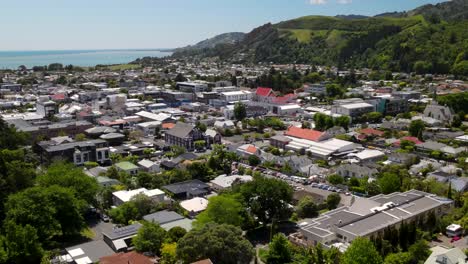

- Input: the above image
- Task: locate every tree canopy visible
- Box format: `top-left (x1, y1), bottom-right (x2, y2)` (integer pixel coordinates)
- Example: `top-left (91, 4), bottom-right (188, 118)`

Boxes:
top-left (342, 237), bottom-right (383, 264)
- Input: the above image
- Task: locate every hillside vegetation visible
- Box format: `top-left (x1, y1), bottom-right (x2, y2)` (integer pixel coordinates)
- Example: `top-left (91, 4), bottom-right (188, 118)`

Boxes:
top-left (172, 0), bottom-right (468, 75)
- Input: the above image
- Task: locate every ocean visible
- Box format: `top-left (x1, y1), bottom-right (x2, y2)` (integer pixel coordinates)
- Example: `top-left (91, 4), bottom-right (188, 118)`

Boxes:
top-left (0, 49), bottom-right (172, 69)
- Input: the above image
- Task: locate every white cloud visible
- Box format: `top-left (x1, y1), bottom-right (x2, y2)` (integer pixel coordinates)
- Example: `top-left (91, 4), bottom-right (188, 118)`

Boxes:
top-left (337, 0), bottom-right (352, 4)
top-left (309, 0), bottom-right (327, 5)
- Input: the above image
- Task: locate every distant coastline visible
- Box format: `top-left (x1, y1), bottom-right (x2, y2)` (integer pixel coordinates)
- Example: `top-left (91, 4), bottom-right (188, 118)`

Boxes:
top-left (0, 49), bottom-right (172, 69)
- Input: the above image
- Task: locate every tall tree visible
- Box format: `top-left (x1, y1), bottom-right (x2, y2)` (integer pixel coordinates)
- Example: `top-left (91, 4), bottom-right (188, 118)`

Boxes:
top-left (266, 234), bottom-right (292, 264)
top-left (195, 194), bottom-right (245, 228)
top-left (234, 102), bottom-right (247, 121)
top-left (176, 223), bottom-right (254, 264)
top-left (408, 120), bottom-right (425, 140)
top-left (341, 238), bottom-right (382, 264)
top-left (133, 221), bottom-right (167, 255)
top-left (326, 193), bottom-right (341, 210)
top-left (296, 196), bottom-right (319, 218)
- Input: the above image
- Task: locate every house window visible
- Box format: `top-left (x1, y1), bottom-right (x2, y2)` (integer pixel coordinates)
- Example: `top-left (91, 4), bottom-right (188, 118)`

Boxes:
top-left (75, 154), bottom-right (82, 164)
top-left (104, 151), bottom-right (109, 159)
top-left (97, 151), bottom-right (102, 160)
top-left (83, 152), bottom-right (89, 162)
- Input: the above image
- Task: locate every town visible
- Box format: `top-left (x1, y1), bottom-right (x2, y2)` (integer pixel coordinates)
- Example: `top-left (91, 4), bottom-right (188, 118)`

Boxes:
top-left (0, 56), bottom-right (467, 264)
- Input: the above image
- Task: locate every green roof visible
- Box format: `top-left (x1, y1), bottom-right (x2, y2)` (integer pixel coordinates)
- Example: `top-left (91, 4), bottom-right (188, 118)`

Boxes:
top-left (115, 161), bottom-right (139, 171)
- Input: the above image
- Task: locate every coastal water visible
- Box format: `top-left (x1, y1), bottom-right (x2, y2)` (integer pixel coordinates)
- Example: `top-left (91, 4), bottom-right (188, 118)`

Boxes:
top-left (0, 49), bottom-right (172, 69)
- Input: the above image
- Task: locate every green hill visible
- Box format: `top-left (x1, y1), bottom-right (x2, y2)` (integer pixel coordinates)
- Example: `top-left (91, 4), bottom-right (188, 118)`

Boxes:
top-left (171, 0), bottom-right (468, 75)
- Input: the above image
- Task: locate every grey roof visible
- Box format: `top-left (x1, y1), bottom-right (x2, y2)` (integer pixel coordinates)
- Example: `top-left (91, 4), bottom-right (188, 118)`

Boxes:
top-left (102, 223), bottom-right (142, 240)
top-left (100, 132), bottom-right (125, 140)
top-left (270, 135), bottom-right (292, 142)
top-left (143, 210), bottom-right (184, 225)
top-left (163, 179), bottom-right (210, 195)
top-left (45, 139), bottom-right (107, 152)
top-left (66, 240), bottom-right (115, 263)
top-left (165, 122), bottom-right (196, 138)
top-left (160, 218), bottom-right (194, 231)
top-left (85, 126), bottom-right (117, 135)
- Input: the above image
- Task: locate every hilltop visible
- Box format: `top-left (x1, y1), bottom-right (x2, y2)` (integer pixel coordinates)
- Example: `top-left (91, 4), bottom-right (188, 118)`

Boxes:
top-left (171, 0), bottom-right (468, 75)
top-left (173, 32), bottom-right (245, 54)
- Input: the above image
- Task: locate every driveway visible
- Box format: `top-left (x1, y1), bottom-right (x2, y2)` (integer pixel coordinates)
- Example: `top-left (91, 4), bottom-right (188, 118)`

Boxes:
top-left (87, 218), bottom-right (114, 241)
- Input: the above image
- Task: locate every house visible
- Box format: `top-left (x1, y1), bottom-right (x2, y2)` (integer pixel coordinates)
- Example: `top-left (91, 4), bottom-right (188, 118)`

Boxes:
top-left (424, 246), bottom-right (467, 264)
top-left (336, 163), bottom-right (378, 179)
top-left (63, 240), bottom-right (115, 264)
top-left (36, 100), bottom-right (58, 118)
top-left (163, 179), bottom-right (210, 200)
top-left (346, 149), bottom-right (385, 163)
top-left (331, 102), bottom-right (375, 119)
top-left (423, 101), bottom-right (454, 124)
top-left (214, 120), bottom-right (235, 130)
top-left (210, 174), bottom-right (253, 191)
top-left (112, 188), bottom-right (165, 206)
top-left (138, 159), bottom-right (161, 173)
top-left (450, 177), bottom-right (468, 192)
top-left (427, 171), bottom-right (457, 183)
top-left (219, 90), bottom-right (253, 104)
top-left (394, 136), bottom-right (423, 147)
top-left (164, 122), bottom-right (207, 151)
top-left (237, 144), bottom-right (261, 158)
top-left (180, 197), bottom-right (209, 218)
top-left (387, 153), bottom-right (417, 166)
top-left (37, 139), bottom-right (110, 165)
top-left (115, 161), bottom-right (139, 175)
top-left (358, 128), bottom-right (385, 141)
top-left (143, 210), bottom-right (193, 231)
top-left (205, 129), bottom-right (222, 145)
top-left (100, 251), bottom-right (157, 264)
top-left (273, 104), bottom-right (303, 115)
top-left (103, 223), bottom-right (142, 252)
top-left (270, 135), bottom-right (292, 150)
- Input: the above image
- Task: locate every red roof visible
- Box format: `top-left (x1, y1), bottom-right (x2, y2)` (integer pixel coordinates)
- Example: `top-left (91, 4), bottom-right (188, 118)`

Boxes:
top-left (162, 123), bottom-right (176, 129)
top-left (100, 251), bottom-right (155, 264)
top-left (50, 93), bottom-right (66, 101)
top-left (284, 126), bottom-right (324, 142)
top-left (256, 87), bottom-right (273, 97)
top-left (394, 136), bottom-right (423, 146)
top-left (272, 93), bottom-right (296, 103)
top-left (246, 145), bottom-right (258, 154)
top-left (360, 128), bottom-right (385, 137)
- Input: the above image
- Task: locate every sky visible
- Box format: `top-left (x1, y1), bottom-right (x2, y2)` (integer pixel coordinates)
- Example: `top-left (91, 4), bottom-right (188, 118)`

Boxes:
top-left (0, 0), bottom-right (448, 51)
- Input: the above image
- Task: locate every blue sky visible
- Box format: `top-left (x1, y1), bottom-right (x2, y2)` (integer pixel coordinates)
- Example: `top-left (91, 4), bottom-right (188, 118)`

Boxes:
top-left (0, 0), bottom-right (447, 50)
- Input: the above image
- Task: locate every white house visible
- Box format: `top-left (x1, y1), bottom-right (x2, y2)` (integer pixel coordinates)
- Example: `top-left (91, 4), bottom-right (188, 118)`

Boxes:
top-left (112, 188), bottom-right (165, 206)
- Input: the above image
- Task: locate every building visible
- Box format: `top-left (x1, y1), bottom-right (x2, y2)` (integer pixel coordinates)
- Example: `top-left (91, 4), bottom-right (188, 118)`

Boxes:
top-left (164, 122), bottom-right (207, 151)
top-left (63, 240), bottom-right (115, 264)
top-left (219, 90), bottom-right (252, 104)
top-left (336, 163), bottom-right (378, 179)
top-left (331, 102), bottom-right (375, 119)
top-left (163, 179), bottom-right (210, 200)
top-left (100, 251), bottom-right (157, 264)
top-left (424, 246), bottom-right (467, 264)
top-left (210, 174), bottom-right (253, 192)
top-left (102, 223), bottom-right (142, 252)
top-left (112, 188), bottom-right (165, 206)
top-left (37, 139), bottom-right (110, 165)
top-left (143, 210), bottom-right (193, 231)
top-left (297, 190), bottom-right (453, 247)
top-left (0, 83), bottom-right (22, 93)
top-left (273, 104), bottom-right (303, 115)
top-left (423, 101), bottom-right (454, 124)
top-left (180, 197), bottom-right (209, 218)
top-left (137, 159), bottom-right (161, 173)
top-left (269, 135), bottom-right (292, 150)
top-left (176, 81), bottom-right (209, 93)
top-left (36, 100), bottom-right (58, 118)
top-left (237, 144), bottom-right (261, 158)
top-left (115, 161), bottom-right (139, 175)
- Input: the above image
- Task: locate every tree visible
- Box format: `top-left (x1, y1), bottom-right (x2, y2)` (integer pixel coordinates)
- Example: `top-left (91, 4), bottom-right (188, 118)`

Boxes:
top-left (37, 162), bottom-right (99, 204)
top-left (378, 172), bottom-right (401, 194)
top-left (4, 186), bottom-right (85, 241)
top-left (366, 112), bottom-right (383, 123)
top-left (248, 155), bottom-right (261, 166)
top-left (266, 234), bottom-right (292, 264)
top-left (408, 120), bottom-right (425, 140)
top-left (327, 174), bottom-right (344, 185)
top-left (195, 195), bottom-right (245, 228)
top-left (326, 84), bottom-right (344, 98)
top-left (341, 238), bottom-right (382, 264)
top-left (234, 102), bottom-right (247, 121)
top-left (160, 242), bottom-right (177, 264)
top-left (109, 194), bottom-right (157, 224)
top-left (2, 221), bottom-right (44, 264)
top-left (326, 193), bottom-right (341, 210)
top-left (166, 227), bottom-right (186, 243)
top-left (335, 116), bottom-right (350, 131)
top-left (383, 252), bottom-right (412, 264)
top-left (296, 196), bottom-right (319, 219)
top-left (0, 118), bottom-right (28, 150)
top-left (408, 240), bottom-right (430, 262)
top-left (239, 176), bottom-right (293, 224)
top-left (176, 223), bottom-right (254, 264)
top-left (133, 221), bottom-right (167, 255)
top-left (187, 162), bottom-right (213, 182)
top-left (194, 140), bottom-right (206, 151)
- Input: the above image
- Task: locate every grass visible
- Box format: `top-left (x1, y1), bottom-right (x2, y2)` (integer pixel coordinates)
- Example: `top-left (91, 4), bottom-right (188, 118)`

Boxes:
top-left (107, 64), bottom-right (142, 71)
top-left (319, 208), bottom-right (329, 214)
top-left (258, 248), bottom-right (269, 263)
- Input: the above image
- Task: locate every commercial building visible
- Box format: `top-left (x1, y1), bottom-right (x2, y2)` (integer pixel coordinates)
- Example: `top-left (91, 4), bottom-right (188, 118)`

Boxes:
top-left (297, 190), bottom-right (453, 248)
top-left (331, 102), bottom-right (375, 119)
top-left (37, 138), bottom-right (110, 165)
top-left (176, 81), bottom-right (209, 93)
top-left (219, 90), bottom-right (253, 104)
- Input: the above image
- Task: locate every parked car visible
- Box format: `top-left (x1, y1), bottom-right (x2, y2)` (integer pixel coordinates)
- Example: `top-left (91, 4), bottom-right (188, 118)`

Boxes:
top-left (451, 236), bottom-right (461, 243)
top-left (101, 213), bottom-right (110, 222)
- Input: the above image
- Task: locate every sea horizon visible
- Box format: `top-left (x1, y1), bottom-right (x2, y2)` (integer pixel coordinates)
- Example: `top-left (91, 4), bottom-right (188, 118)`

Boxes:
top-left (0, 49), bottom-right (173, 69)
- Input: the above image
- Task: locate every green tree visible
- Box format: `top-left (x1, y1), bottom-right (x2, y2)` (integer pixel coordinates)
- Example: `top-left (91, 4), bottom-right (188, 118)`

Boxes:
top-left (194, 140), bottom-right (206, 151)
top-left (0, 118), bottom-right (28, 150)
top-left (335, 116), bottom-right (350, 131)
top-left (234, 102), bottom-right (247, 121)
top-left (408, 240), bottom-right (430, 262)
top-left (408, 120), bottom-right (425, 140)
top-left (187, 162), bottom-right (213, 182)
top-left (166, 227), bottom-right (186, 243)
top-left (266, 234), bottom-right (292, 264)
top-left (384, 252), bottom-right (412, 264)
top-left (327, 174), bottom-right (344, 185)
top-left (195, 195), bottom-right (245, 228)
top-left (4, 186), bottom-right (85, 241)
top-left (248, 155), bottom-right (261, 166)
top-left (38, 162), bottom-right (99, 204)
top-left (296, 196), bottom-right (319, 219)
top-left (326, 193), bottom-right (341, 210)
top-left (239, 176), bottom-right (293, 224)
top-left (2, 221), bottom-right (44, 264)
top-left (366, 112), bottom-right (383, 123)
top-left (378, 172), bottom-right (401, 194)
top-left (176, 223), bottom-right (254, 264)
top-left (133, 221), bottom-right (167, 255)
top-left (160, 242), bottom-right (177, 264)
top-left (341, 238), bottom-right (382, 264)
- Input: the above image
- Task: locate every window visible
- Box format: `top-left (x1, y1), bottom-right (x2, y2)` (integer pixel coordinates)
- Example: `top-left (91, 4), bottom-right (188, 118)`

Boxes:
top-left (75, 154), bottom-right (82, 164)
top-left (97, 151), bottom-right (102, 160)
top-left (83, 152), bottom-right (89, 162)
top-left (104, 151), bottom-right (109, 159)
